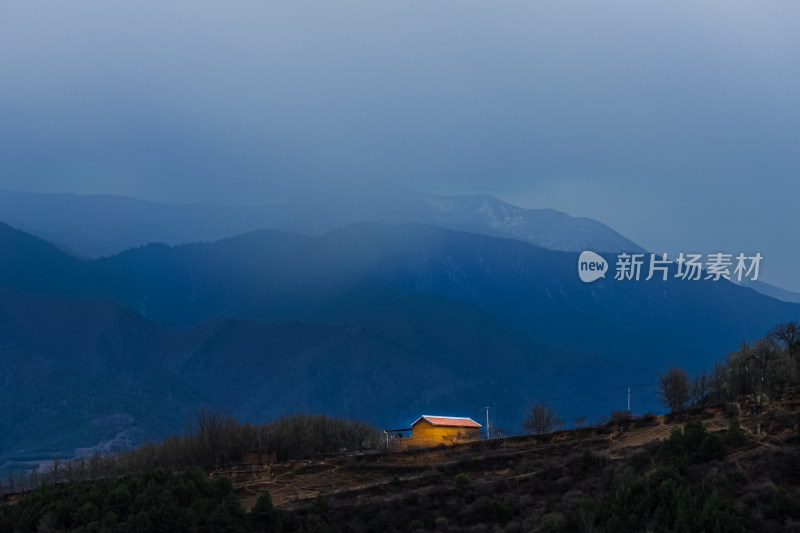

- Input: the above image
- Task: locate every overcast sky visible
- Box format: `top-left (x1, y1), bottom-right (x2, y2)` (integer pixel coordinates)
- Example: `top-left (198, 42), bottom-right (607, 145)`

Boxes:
top-left (1, 1), bottom-right (799, 290)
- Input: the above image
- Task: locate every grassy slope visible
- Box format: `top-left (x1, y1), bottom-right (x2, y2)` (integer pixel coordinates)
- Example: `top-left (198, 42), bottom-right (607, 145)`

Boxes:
top-left (222, 392), bottom-right (800, 532)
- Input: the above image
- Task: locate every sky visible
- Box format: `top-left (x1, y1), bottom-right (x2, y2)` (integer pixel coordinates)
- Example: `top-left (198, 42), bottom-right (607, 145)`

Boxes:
top-left (1, 1), bottom-right (799, 290)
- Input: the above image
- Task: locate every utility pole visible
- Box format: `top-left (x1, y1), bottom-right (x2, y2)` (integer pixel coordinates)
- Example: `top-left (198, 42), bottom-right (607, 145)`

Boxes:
top-left (627, 386), bottom-right (631, 413)
top-left (485, 406), bottom-right (490, 440)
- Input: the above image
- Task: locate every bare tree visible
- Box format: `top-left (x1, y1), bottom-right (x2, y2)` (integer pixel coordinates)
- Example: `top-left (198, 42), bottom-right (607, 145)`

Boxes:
top-left (690, 371), bottom-right (708, 406)
top-left (750, 337), bottom-right (781, 401)
top-left (726, 342), bottom-right (753, 397)
top-left (768, 321), bottom-right (800, 362)
top-left (659, 367), bottom-right (689, 412)
top-left (770, 351), bottom-right (795, 395)
top-left (708, 360), bottom-right (728, 403)
top-left (523, 403), bottom-right (564, 434)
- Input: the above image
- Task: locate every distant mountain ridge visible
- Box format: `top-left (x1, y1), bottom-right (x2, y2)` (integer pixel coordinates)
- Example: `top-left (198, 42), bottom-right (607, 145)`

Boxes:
top-left (0, 188), bottom-right (642, 258)
top-left (2, 187), bottom-right (796, 304)
top-left (734, 279), bottom-right (800, 305)
top-left (1, 217), bottom-right (798, 471)
top-left (2, 219), bottom-right (797, 373)
top-left (1, 219), bottom-right (795, 364)
top-left (0, 221), bottom-right (576, 467)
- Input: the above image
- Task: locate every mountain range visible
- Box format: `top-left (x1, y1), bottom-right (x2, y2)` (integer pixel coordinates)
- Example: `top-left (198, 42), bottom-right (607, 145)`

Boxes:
top-left (0, 190), bottom-right (798, 473)
top-left (0, 187), bottom-right (641, 258)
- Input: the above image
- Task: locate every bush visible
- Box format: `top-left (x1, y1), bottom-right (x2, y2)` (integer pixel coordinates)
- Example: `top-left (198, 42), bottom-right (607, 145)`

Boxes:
top-left (595, 419), bottom-right (744, 533)
top-left (768, 486), bottom-right (800, 520)
top-left (695, 433), bottom-right (725, 463)
top-left (491, 497), bottom-right (513, 524)
top-left (250, 491), bottom-right (278, 527)
top-left (310, 493), bottom-right (329, 516)
top-left (726, 419), bottom-right (747, 446)
top-left (402, 492), bottom-right (419, 505)
top-left (537, 513), bottom-right (566, 533)
top-left (659, 419), bottom-right (725, 465)
top-left (634, 412), bottom-right (657, 428)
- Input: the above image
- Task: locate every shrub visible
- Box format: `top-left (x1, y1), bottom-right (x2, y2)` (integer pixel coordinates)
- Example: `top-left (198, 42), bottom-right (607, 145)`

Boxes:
top-left (726, 419), bottom-right (747, 446)
top-left (403, 492), bottom-right (419, 505)
top-left (491, 497), bottom-right (513, 524)
top-left (537, 513), bottom-right (566, 533)
top-left (695, 433), bottom-right (725, 463)
top-left (250, 491), bottom-right (277, 527)
top-left (310, 493), bottom-right (329, 516)
top-left (768, 486), bottom-right (800, 520)
top-left (453, 472), bottom-right (469, 491)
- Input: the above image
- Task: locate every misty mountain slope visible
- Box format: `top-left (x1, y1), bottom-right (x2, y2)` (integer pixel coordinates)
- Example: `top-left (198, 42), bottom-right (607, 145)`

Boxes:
top-left (176, 318), bottom-right (506, 425)
top-left (313, 289), bottom-right (573, 381)
top-left (0, 291), bottom-right (204, 465)
top-left (418, 193), bottom-right (643, 253)
top-left (2, 222), bottom-right (796, 466)
top-left (0, 222), bottom-right (584, 388)
top-left (0, 187), bottom-right (641, 258)
top-left (80, 223), bottom-right (798, 371)
top-left (0, 190), bottom-right (282, 259)
top-left (1, 289), bottom-right (525, 469)
top-left (2, 220), bottom-right (795, 370)
top-left (0, 221), bottom-right (88, 295)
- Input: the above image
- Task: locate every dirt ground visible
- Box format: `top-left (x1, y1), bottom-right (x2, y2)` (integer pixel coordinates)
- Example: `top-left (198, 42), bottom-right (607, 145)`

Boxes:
top-left (223, 402), bottom-right (764, 511)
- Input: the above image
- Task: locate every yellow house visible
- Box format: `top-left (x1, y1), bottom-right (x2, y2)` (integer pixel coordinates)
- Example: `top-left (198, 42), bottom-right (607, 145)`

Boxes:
top-left (387, 415), bottom-right (482, 451)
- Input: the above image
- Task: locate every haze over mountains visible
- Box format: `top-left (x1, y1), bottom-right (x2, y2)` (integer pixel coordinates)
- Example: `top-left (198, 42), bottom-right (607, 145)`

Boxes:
top-left (0, 188), bottom-right (642, 258)
top-left (1, 189), bottom-right (798, 472)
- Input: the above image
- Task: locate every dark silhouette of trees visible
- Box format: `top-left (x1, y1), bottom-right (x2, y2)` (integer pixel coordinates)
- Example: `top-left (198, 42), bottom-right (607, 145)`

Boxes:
top-left (708, 360), bottom-right (728, 403)
top-left (659, 367), bottom-right (690, 412)
top-left (2, 410), bottom-right (383, 497)
top-left (682, 322), bottom-right (800, 416)
top-left (0, 468), bottom-right (250, 532)
top-left (727, 341), bottom-right (754, 397)
top-left (768, 321), bottom-right (800, 362)
top-left (690, 370), bottom-right (708, 406)
top-left (750, 337), bottom-right (781, 401)
top-left (523, 403), bottom-right (564, 434)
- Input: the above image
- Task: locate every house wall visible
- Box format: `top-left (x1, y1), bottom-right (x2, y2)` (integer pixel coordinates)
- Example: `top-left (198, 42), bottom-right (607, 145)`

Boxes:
top-left (397, 421), bottom-right (480, 450)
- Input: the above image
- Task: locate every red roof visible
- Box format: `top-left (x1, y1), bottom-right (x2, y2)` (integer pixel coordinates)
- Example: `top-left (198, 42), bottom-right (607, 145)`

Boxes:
top-left (411, 415), bottom-right (482, 428)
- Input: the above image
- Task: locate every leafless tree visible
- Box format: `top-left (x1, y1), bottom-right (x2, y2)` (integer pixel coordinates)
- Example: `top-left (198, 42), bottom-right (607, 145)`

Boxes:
top-left (659, 367), bottom-right (689, 412)
top-left (690, 371), bottom-right (708, 406)
top-left (768, 321), bottom-right (800, 362)
top-left (726, 342), bottom-right (753, 397)
top-left (523, 403), bottom-right (564, 434)
top-left (750, 337), bottom-right (780, 401)
top-left (708, 360), bottom-right (728, 403)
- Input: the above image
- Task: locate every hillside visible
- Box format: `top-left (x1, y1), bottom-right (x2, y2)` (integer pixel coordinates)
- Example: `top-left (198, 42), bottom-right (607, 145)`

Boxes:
top-left (178, 392), bottom-right (800, 531)
top-left (4, 393), bottom-right (800, 532)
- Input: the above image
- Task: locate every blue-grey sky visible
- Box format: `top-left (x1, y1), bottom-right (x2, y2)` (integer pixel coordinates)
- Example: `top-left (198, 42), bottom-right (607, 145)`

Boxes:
top-left (1, 1), bottom-right (799, 290)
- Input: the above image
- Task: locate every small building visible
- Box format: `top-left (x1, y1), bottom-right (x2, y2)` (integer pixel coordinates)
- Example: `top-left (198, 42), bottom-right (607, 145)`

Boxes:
top-left (387, 415), bottom-right (482, 451)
